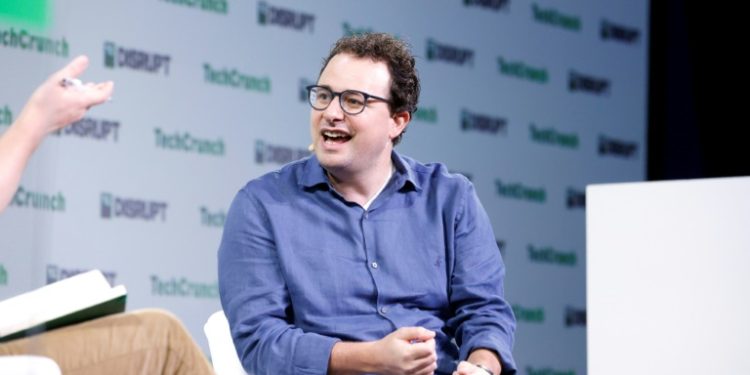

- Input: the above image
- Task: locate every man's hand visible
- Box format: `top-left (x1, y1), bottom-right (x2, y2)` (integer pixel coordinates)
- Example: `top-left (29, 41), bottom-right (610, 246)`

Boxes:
top-left (453, 348), bottom-right (502, 375)
top-left (17, 55), bottom-right (114, 139)
top-left (453, 361), bottom-right (492, 375)
top-left (372, 327), bottom-right (438, 375)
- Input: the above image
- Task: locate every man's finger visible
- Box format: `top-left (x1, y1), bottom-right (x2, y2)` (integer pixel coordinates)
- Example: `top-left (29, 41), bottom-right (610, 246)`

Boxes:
top-left (60, 55), bottom-right (90, 79)
top-left (85, 81), bottom-right (115, 106)
top-left (395, 326), bottom-right (436, 342)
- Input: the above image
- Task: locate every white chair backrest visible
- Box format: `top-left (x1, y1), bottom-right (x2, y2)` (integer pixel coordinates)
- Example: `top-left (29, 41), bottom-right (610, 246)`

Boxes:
top-left (203, 310), bottom-right (247, 375)
top-left (0, 355), bottom-right (62, 375)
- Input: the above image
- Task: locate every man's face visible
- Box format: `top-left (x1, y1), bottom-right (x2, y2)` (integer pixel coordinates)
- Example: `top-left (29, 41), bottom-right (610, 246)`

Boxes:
top-left (310, 53), bottom-right (407, 178)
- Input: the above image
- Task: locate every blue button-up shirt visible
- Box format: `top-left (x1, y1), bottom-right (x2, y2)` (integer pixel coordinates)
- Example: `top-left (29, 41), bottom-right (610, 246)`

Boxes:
top-left (218, 152), bottom-right (516, 375)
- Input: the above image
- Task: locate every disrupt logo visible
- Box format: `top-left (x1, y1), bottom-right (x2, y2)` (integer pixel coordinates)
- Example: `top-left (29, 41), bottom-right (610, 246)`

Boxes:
top-left (463, 0), bottom-right (510, 11)
top-left (527, 244), bottom-right (577, 266)
top-left (255, 139), bottom-right (310, 165)
top-left (104, 41), bottom-right (171, 75)
top-left (200, 206), bottom-right (225, 228)
top-left (566, 188), bottom-right (585, 209)
top-left (100, 192), bottom-right (168, 221)
top-left (154, 127), bottom-right (225, 156)
top-left (414, 107), bottom-right (438, 124)
top-left (51, 117), bottom-right (120, 142)
top-left (150, 275), bottom-right (219, 298)
top-left (531, 3), bottom-right (581, 31)
top-left (426, 39), bottom-right (474, 66)
top-left (598, 135), bottom-right (638, 158)
top-left (299, 77), bottom-right (315, 102)
top-left (512, 304), bottom-right (545, 323)
top-left (46, 265), bottom-right (117, 286)
top-left (204, 63), bottom-right (271, 93)
top-left (569, 71), bottom-right (610, 96)
top-left (601, 19), bottom-right (640, 44)
top-left (529, 123), bottom-right (578, 149)
top-left (461, 110), bottom-right (507, 135)
top-left (0, 28), bottom-right (69, 57)
top-left (342, 22), bottom-right (373, 37)
top-left (526, 367), bottom-right (576, 375)
top-left (0, 264), bottom-right (7, 286)
top-left (497, 56), bottom-right (548, 84)
top-left (12, 186), bottom-right (65, 212)
top-left (565, 306), bottom-right (586, 327)
top-left (161, 0), bottom-right (228, 14)
top-left (0, 105), bottom-right (12, 127)
top-left (495, 180), bottom-right (546, 203)
top-left (257, 1), bottom-right (315, 33)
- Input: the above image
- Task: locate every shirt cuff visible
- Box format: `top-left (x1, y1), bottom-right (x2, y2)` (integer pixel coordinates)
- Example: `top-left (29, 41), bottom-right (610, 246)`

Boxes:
top-left (292, 332), bottom-right (340, 374)
top-left (461, 337), bottom-right (517, 375)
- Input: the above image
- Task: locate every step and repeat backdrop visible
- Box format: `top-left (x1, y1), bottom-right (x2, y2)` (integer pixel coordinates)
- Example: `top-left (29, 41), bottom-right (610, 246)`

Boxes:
top-left (1, 1), bottom-right (648, 373)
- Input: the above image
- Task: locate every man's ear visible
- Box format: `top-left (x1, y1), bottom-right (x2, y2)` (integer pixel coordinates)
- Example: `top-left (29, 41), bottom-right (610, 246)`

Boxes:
top-left (389, 111), bottom-right (411, 140)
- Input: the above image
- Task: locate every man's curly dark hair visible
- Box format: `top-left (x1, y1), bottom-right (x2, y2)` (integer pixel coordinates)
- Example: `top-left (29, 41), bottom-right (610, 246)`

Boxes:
top-left (319, 33), bottom-right (420, 145)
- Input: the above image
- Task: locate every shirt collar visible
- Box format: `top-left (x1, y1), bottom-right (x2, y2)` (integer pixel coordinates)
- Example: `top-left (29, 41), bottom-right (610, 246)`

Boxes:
top-left (298, 151), bottom-right (421, 192)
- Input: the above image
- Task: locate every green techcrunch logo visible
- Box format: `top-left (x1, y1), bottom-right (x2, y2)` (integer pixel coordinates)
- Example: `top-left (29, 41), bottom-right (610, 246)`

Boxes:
top-left (526, 367), bottom-right (576, 375)
top-left (0, 264), bottom-right (7, 286)
top-left (0, 27), bottom-right (68, 57)
top-left (0, 105), bottom-right (12, 127)
top-left (11, 185), bottom-right (65, 212)
top-left (529, 123), bottom-right (579, 149)
top-left (512, 304), bottom-right (545, 323)
top-left (531, 3), bottom-right (581, 32)
top-left (342, 22), bottom-right (373, 37)
top-left (203, 63), bottom-right (271, 93)
top-left (413, 107), bottom-right (438, 124)
top-left (494, 179), bottom-right (546, 203)
top-left (161, 0), bottom-right (227, 14)
top-left (154, 127), bottom-right (225, 156)
top-left (497, 56), bottom-right (548, 84)
top-left (150, 275), bottom-right (219, 299)
top-left (200, 206), bottom-right (225, 228)
top-left (527, 244), bottom-right (577, 266)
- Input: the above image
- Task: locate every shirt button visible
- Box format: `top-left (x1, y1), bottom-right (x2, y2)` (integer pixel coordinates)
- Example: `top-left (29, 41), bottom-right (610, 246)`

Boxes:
top-left (379, 306), bottom-right (388, 314)
top-left (371, 261), bottom-right (378, 269)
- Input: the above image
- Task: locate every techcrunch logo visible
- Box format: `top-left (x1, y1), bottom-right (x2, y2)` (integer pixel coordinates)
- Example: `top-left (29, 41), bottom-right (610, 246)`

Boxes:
top-left (0, 105), bottom-right (12, 127)
top-left (204, 63), bottom-right (271, 93)
top-left (565, 306), bottom-right (586, 327)
top-left (12, 186), bottom-right (65, 212)
top-left (46, 265), bottom-right (117, 286)
top-left (598, 135), bottom-right (638, 158)
top-left (0, 264), bottom-right (7, 286)
top-left (255, 139), bottom-right (310, 165)
top-left (566, 188), bottom-right (585, 209)
top-left (150, 275), bottom-right (219, 299)
top-left (529, 123), bottom-right (578, 149)
top-left (498, 56), bottom-right (548, 84)
top-left (100, 192), bottom-right (168, 222)
top-left (526, 367), bottom-right (576, 375)
top-left (494, 179), bottom-right (546, 203)
top-left (342, 22), bottom-right (373, 37)
top-left (601, 19), bottom-right (640, 44)
top-left (569, 71), bottom-right (610, 96)
top-left (200, 206), bottom-right (225, 228)
top-left (161, 0), bottom-right (227, 14)
top-left (154, 127), bottom-right (225, 156)
top-left (463, 0), bottom-right (510, 11)
top-left (527, 244), bottom-right (577, 266)
top-left (414, 107), bottom-right (438, 124)
top-left (51, 117), bottom-right (120, 142)
top-left (512, 304), bottom-right (545, 323)
top-left (299, 78), bottom-right (315, 102)
top-left (531, 3), bottom-right (581, 32)
top-left (461, 110), bottom-right (507, 135)
top-left (257, 1), bottom-right (315, 33)
top-left (0, 28), bottom-right (69, 57)
top-left (104, 42), bottom-right (171, 75)
top-left (426, 38), bottom-right (474, 67)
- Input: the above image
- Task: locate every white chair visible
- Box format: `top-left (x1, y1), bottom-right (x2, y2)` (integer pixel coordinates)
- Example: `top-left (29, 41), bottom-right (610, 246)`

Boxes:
top-left (204, 310), bottom-right (247, 375)
top-left (0, 355), bottom-right (62, 375)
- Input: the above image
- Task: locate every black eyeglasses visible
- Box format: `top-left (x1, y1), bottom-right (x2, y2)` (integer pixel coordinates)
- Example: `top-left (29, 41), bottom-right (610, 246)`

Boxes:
top-left (306, 85), bottom-right (391, 115)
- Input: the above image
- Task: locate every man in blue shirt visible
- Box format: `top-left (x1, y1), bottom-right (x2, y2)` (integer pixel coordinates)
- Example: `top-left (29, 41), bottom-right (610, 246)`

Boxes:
top-left (218, 33), bottom-right (516, 375)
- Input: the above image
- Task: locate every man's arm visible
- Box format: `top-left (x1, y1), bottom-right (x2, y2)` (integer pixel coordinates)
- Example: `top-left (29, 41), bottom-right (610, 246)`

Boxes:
top-left (0, 56), bottom-right (113, 212)
top-left (447, 181), bottom-right (517, 374)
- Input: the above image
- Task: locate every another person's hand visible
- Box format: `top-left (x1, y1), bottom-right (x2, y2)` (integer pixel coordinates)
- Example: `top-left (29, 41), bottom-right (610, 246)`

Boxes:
top-left (453, 360), bottom-right (492, 375)
top-left (15, 55), bottom-right (113, 139)
top-left (372, 326), bottom-right (437, 375)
